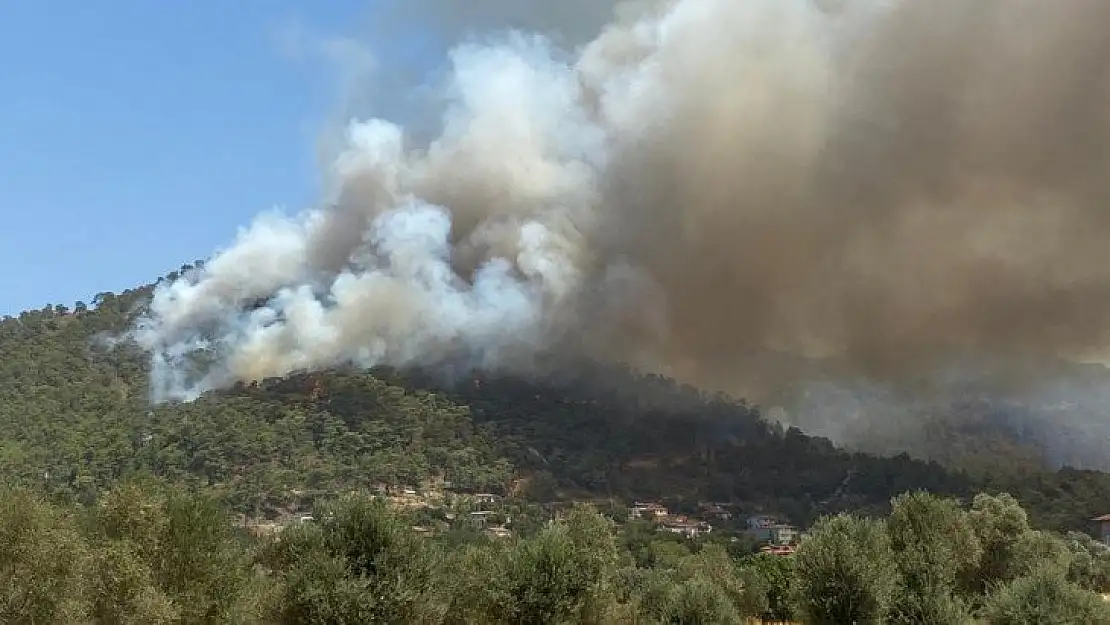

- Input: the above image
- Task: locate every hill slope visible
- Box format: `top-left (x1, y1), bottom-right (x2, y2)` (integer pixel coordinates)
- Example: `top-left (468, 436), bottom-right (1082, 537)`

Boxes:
top-left (2, 277), bottom-right (1110, 531)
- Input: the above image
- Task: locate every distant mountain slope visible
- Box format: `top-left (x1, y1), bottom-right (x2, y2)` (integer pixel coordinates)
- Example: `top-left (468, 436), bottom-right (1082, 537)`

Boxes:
top-left (1, 276), bottom-right (1109, 532)
top-left (764, 357), bottom-right (1110, 476)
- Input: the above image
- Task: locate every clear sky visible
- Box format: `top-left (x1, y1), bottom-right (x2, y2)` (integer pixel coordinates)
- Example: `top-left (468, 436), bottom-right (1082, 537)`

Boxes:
top-left (0, 1), bottom-right (382, 316)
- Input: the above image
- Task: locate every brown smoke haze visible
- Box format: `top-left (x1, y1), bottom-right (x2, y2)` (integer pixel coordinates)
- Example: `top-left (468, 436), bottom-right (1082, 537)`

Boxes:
top-left (132, 0), bottom-right (1110, 465)
top-left (591, 0), bottom-right (1110, 393)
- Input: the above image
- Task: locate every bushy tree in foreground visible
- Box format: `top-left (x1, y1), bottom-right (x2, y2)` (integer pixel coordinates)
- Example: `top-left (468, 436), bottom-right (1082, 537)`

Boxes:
top-left (0, 487), bottom-right (89, 623)
top-left (965, 492), bottom-right (1033, 596)
top-left (661, 577), bottom-right (741, 625)
top-left (792, 513), bottom-right (898, 625)
top-left (86, 540), bottom-right (178, 624)
top-left (262, 494), bottom-right (439, 624)
top-left (91, 481), bottom-right (257, 624)
top-left (0, 482), bottom-right (263, 625)
top-left (982, 566), bottom-right (1110, 625)
top-left (1064, 531), bottom-right (1110, 593)
top-left (445, 504), bottom-right (622, 624)
top-left (886, 491), bottom-right (980, 624)
top-left (738, 552), bottom-right (796, 623)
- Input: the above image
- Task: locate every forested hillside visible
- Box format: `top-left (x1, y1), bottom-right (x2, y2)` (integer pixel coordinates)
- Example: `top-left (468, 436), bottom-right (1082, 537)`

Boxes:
top-left (2, 275), bottom-right (1110, 532)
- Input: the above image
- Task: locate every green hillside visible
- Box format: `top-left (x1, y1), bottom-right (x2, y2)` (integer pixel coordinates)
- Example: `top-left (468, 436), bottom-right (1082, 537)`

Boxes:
top-left (2, 274), bottom-right (1110, 532)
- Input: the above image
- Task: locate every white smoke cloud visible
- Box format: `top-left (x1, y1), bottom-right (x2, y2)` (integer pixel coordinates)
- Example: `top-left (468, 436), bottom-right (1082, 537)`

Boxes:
top-left (135, 25), bottom-right (620, 401)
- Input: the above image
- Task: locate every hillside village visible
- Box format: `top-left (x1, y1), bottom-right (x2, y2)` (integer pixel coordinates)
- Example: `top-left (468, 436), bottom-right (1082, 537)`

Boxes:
top-left (239, 480), bottom-right (804, 555)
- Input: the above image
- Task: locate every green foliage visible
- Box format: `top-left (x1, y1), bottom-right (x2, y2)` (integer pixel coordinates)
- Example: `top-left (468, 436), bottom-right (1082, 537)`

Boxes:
top-left (965, 493), bottom-right (1034, 596)
top-left (498, 523), bottom-right (604, 623)
top-left (4, 478), bottom-right (1110, 624)
top-left (676, 545), bottom-right (749, 610)
top-left (87, 481), bottom-right (252, 623)
top-left (1063, 531), bottom-right (1110, 593)
top-left (11, 284), bottom-right (1110, 621)
top-left (660, 578), bottom-right (741, 625)
top-left (86, 540), bottom-right (178, 624)
top-left (886, 491), bottom-right (979, 623)
top-left (3, 284), bottom-right (1110, 536)
top-left (1008, 530), bottom-right (1073, 580)
top-left (982, 567), bottom-right (1110, 625)
top-left (0, 487), bottom-right (89, 623)
top-left (792, 513), bottom-right (898, 625)
top-left (453, 505), bottom-right (621, 624)
top-left (0, 294), bottom-right (510, 515)
top-left (264, 494), bottom-right (438, 624)
top-left (738, 553), bottom-right (795, 623)
top-left (162, 494), bottom-right (243, 621)
top-left (0, 483), bottom-right (261, 625)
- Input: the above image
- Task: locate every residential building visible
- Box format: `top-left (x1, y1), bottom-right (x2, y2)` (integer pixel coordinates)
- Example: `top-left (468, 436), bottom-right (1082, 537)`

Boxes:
top-left (632, 502), bottom-right (669, 521)
top-left (699, 502), bottom-right (733, 521)
top-left (1092, 514), bottom-right (1110, 545)
top-left (661, 515), bottom-right (713, 539)
top-left (746, 515), bottom-right (798, 545)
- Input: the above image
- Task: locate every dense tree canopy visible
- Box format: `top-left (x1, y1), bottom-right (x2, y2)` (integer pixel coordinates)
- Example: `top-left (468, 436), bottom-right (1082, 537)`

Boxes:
top-left (3, 281), bottom-right (1110, 533)
top-left (2, 482), bottom-right (1109, 624)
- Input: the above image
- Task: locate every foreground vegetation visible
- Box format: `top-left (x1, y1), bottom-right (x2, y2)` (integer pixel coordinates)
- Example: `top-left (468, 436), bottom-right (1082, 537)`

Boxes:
top-left (4, 482), bottom-right (1110, 624)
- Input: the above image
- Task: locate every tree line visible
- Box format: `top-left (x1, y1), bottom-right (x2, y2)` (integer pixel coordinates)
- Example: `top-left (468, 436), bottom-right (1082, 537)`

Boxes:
top-left (4, 480), bottom-right (1110, 624)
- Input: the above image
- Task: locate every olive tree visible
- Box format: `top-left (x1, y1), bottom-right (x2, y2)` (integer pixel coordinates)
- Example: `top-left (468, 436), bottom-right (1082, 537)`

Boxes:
top-left (886, 491), bottom-right (980, 623)
top-left (263, 494), bottom-right (439, 624)
top-left (0, 488), bottom-right (90, 623)
top-left (792, 513), bottom-right (897, 625)
top-left (983, 566), bottom-right (1110, 625)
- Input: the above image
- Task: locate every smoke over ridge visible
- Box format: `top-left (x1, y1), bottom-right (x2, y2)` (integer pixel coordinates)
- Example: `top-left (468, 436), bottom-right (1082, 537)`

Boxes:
top-left (134, 0), bottom-right (1110, 428)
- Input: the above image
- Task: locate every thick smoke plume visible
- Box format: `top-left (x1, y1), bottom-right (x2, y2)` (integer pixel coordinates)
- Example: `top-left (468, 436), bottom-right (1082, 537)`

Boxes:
top-left (135, 0), bottom-right (1110, 428)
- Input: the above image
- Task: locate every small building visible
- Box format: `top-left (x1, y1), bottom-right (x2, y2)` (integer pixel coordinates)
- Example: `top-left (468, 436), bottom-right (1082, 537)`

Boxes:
top-left (759, 544), bottom-right (797, 556)
top-left (769, 525), bottom-right (798, 545)
top-left (746, 515), bottom-right (778, 530)
top-left (1092, 514), bottom-right (1110, 545)
top-left (632, 502), bottom-right (669, 521)
top-left (661, 515), bottom-right (713, 539)
top-left (485, 525), bottom-right (513, 539)
top-left (699, 502), bottom-right (733, 521)
top-left (746, 515), bottom-right (798, 545)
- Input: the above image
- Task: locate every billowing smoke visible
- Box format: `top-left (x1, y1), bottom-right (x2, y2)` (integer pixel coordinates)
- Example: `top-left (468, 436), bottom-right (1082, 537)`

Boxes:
top-left (134, 0), bottom-right (1110, 446)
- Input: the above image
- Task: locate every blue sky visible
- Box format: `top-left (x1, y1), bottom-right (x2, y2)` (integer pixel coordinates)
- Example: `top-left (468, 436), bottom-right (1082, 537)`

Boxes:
top-left (0, 1), bottom-right (394, 315)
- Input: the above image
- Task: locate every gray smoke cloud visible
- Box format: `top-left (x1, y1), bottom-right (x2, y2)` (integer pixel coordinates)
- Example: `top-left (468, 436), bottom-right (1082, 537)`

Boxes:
top-left (134, 0), bottom-right (1110, 457)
